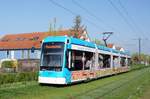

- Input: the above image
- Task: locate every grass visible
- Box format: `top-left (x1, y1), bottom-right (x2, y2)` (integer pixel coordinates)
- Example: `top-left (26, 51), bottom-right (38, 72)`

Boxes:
top-left (141, 86), bottom-right (150, 99)
top-left (130, 64), bottom-right (148, 70)
top-left (0, 65), bottom-right (150, 99)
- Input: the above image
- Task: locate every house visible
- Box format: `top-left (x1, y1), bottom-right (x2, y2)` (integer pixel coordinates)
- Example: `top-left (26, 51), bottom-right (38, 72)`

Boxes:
top-left (107, 43), bottom-right (125, 52)
top-left (107, 43), bottom-right (116, 49)
top-left (0, 29), bottom-right (90, 60)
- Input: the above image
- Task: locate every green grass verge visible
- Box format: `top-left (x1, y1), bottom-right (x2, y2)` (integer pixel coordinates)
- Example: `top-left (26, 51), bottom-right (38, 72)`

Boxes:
top-left (0, 66), bottom-right (150, 99)
top-left (130, 64), bottom-right (148, 70)
top-left (0, 72), bottom-right (38, 85)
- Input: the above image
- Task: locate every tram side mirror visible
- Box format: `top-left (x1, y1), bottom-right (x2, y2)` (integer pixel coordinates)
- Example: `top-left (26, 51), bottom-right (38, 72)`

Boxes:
top-left (31, 46), bottom-right (35, 53)
top-left (67, 39), bottom-right (69, 43)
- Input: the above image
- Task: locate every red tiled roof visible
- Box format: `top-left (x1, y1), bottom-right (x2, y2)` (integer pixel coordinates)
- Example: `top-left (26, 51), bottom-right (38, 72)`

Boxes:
top-left (107, 43), bottom-right (114, 48)
top-left (0, 30), bottom-right (83, 50)
top-left (107, 43), bottom-right (123, 51)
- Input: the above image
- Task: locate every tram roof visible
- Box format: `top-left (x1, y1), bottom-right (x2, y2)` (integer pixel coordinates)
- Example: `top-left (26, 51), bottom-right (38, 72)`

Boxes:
top-left (69, 37), bottom-right (95, 48)
top-left (43, 36), bottom-right (67, 43)
top-left (97, 45), bottom-right (112, 52)
top-left (43, 36), bottom-right (130, 56)
top-left (43, 36), bottom-right (96, 48)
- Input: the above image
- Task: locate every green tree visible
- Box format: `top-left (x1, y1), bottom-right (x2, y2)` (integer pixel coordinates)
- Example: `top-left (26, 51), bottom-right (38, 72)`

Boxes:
top-left (131, 53), bottom-right (150, 65)
top-left (93, 38), bottom-right (103, 45)
top-left (140, 53), bottom-right (146, 63)
top-left (148, 56), bottom-right (150, 64)
top-left (131, 53), bottom-right (139, 64)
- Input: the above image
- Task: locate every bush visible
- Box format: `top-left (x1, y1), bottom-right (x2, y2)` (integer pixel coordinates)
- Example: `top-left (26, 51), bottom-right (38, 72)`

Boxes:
top-left (0, 72), bottom-right (38, 85)
top-left (1, 60), bottom-right (18, 68)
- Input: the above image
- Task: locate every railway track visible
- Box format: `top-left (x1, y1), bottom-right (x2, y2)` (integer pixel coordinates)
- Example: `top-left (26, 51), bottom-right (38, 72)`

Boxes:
top-left (0, 65), bottom-right (149, 99)
top-left (70, 66), bottom-right (150, 99)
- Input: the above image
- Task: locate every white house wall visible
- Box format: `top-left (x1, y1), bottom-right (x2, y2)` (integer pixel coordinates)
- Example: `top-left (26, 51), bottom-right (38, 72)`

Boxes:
top-left (0, 51), bottom-right (7, 60)
top-left (0, 50), bottom-right (41, 60)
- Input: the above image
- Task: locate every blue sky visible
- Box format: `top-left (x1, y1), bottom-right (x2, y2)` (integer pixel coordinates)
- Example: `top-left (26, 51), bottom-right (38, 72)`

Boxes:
top-left (0, 0), bottom-right (149, 54)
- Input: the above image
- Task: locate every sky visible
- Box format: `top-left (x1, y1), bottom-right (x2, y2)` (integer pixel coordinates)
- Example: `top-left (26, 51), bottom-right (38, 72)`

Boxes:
top-left (0, 0), bottom-right (149, 54)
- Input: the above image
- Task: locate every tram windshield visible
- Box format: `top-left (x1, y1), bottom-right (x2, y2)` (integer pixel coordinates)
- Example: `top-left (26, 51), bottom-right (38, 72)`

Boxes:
top-left (40, 42), bottom-right (64, 71)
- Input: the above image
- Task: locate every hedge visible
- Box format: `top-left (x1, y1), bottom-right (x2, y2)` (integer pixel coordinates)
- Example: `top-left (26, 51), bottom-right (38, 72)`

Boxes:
top-left (0, 72), bottom-right (38, 85)
top-left (1, 60), bottom-right (18, 68)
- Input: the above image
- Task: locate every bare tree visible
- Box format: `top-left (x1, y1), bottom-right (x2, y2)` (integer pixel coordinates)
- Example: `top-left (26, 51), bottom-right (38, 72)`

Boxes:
top-left (72, 15), bottom-right (82, 38)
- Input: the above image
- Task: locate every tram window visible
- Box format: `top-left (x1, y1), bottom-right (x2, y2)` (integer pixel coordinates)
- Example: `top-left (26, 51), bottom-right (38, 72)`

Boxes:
top-left (68, 50), bottom-right (83, 71)
top-left (128, 58), bottom-right (131, 66)
top-left (40, 42), bottom-right (64, 71)
top-left (66, 50), bottom-right (94, 71)
top-left (120, 57), bottom-right (126, 66)
top-left (98, 54), bottom-right (103, 69)
top-left (113, 56), bottom-right (119, 68)
top-left (99, 54), bottom-right (111, 68)
top-left (84, 52), bottom-right (94, 70)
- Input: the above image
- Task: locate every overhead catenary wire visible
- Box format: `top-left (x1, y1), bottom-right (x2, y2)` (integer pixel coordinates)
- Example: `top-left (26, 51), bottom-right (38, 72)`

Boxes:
top-left (72, 0), bottom-right (123, 43)
top-left (107, 0), bottom-right (150, 53)
top-left (133, 38), bottom-right (149, 55)
top-left (117, 0), bottom-right (149, 54)
top-left (72, 0), bottom-right (117, 32)
top-left (72, 0), bottom-right (109, 30)
top-left (72, 0), bottom-right (149, 49)
top-left (48, 0), bottom-right (107, 31)
top-left (118, 0), bottom-right (147, 38)
top-left (48, 0), bottom-right (147, 54)
top-left (108, 0), bottom-right (138, 35)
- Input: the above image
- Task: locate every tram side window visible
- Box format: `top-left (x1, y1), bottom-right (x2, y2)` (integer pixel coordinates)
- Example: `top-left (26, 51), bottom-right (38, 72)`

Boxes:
top-left (66, 50), bottom-right (94, 71)
top-left (84, 52), bottom-right (94, 70)
top-left (98, 54), bottom-right (104, 69)
top-left (70, 50), bottom-right (83, 71)
top-left (98, 54), bottom-right (110, 68)
top-left (113, 56), bottom-right (119, 68)
top-left (128, 58), bottom-right (131, 66)
top-left (99, 54), bottom-right (111, 68)
top-left (120, 57), bottom-right (126, 66)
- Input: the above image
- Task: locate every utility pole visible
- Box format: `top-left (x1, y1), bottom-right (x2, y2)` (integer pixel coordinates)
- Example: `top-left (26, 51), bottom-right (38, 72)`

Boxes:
top-left (53, 17), bottom-right (56, 32)
top-left (138, 38), bottom-right (141, 62)
top-left (133, 38), bottom-right (142, 63)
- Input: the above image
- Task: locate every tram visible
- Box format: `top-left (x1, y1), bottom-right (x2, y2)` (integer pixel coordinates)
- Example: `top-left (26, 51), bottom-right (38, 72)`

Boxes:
top-left (38, 36), bottom-right (131, 84)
